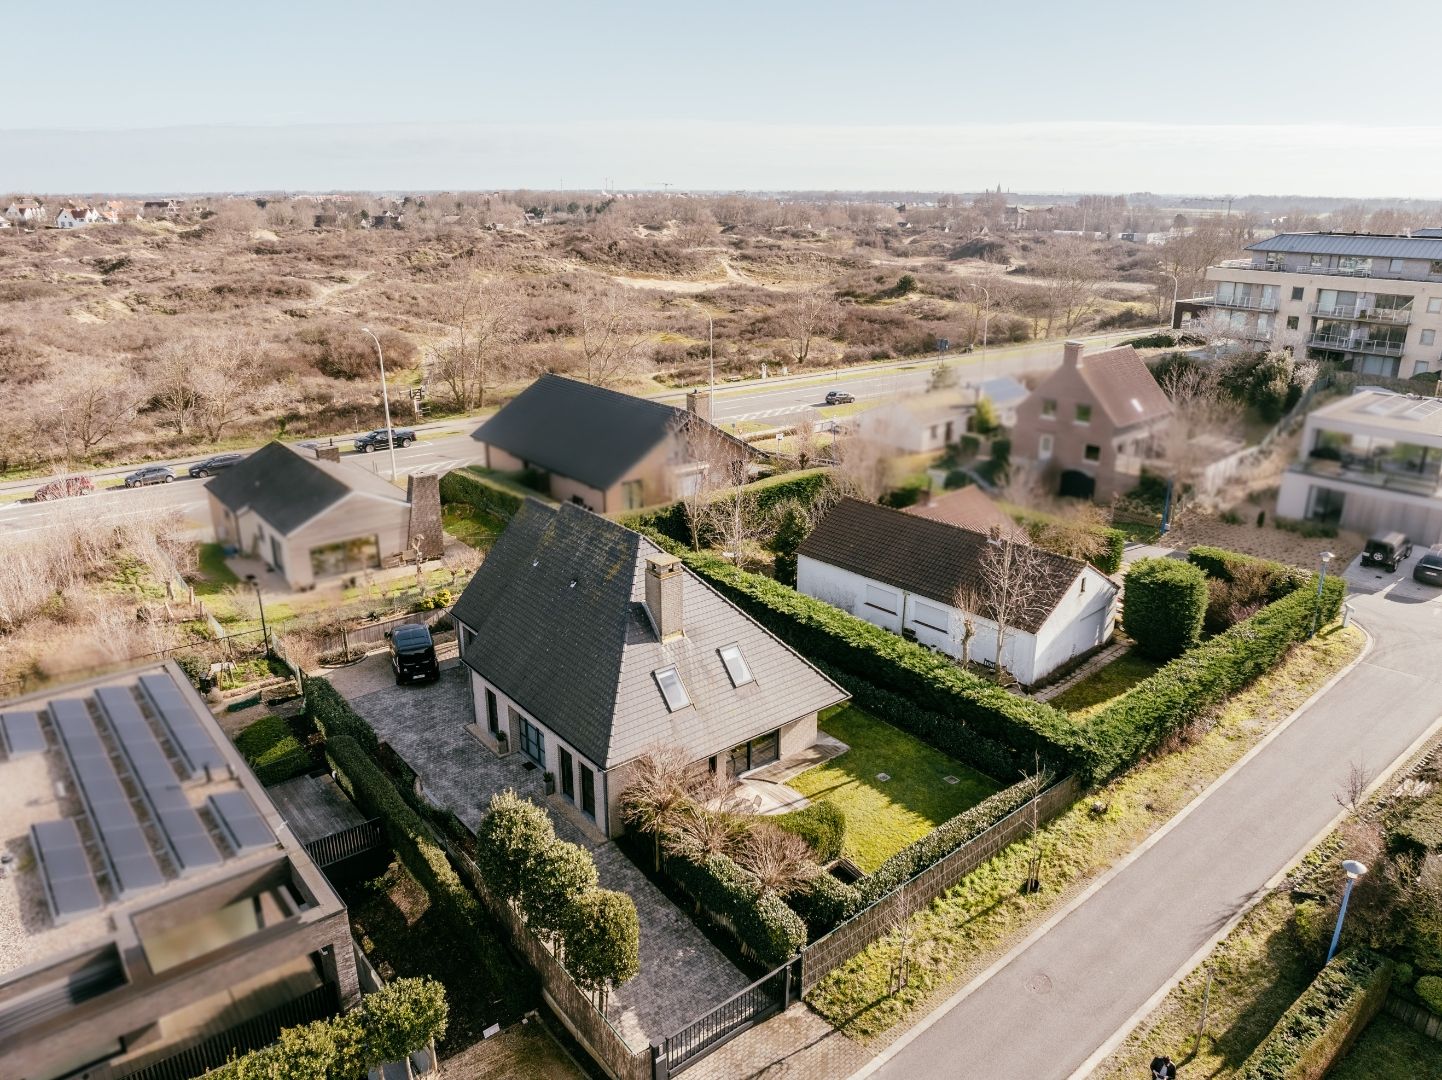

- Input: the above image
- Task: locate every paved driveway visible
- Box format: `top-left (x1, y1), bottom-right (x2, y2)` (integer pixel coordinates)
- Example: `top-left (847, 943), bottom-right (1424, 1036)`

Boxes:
top-left (863, 548), bottom-right (1442, 1080)
top-left (336, 656), bottom-right (752, 1053)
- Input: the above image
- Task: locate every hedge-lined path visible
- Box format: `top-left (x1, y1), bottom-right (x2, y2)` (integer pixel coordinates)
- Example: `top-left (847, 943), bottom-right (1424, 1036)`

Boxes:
top-left (330, 655), bottom-right (752, 1054)
top-left (1029, 641), bottom-right (1129, 704)
top-left (860, 549), bottom-right (1442, 1080)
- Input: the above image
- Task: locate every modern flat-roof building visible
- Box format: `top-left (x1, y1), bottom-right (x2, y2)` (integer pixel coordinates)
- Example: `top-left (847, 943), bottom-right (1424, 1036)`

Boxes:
top-left (0, 663), bottom-right (357, 1080)
top-left (1276, 388), bottom-right (1442, 545)
top-left (1194, 232), bottom-right (1442, 379)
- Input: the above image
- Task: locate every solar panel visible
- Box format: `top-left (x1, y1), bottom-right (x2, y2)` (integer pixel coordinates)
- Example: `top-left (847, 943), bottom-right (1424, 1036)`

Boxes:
top-left (49, 697), bottom-right (166, 897)
top-left (95, 686), bottom-right (222, 875)
top-left (0, 710), bottom-right (46, 757)
top-left (136, 673), bottom-right (228, 777)
top-left (208, 791), bottom-right (276, 854)
top-left (31, 819), bottom-right (103, 922)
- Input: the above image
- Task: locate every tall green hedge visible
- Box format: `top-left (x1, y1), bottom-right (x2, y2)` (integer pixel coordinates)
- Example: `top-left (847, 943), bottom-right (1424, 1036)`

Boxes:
top-left (438, 467), bottom-right (526, 524)
top-left (1122, 558), bottom-right (1210, 660)
top-left (1236, 948), bottom-right (1392, 1080)
top-left (662, 846), bottom-right (808, 968)
top-left (1187, 545), bottom-right (1307, 596)
top-left (307, 677), bottom-right (380, 753)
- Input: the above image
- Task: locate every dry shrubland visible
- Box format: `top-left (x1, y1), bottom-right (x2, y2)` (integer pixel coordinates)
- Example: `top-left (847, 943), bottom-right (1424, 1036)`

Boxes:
top-left (0, 190), bottom-right (1295, 474)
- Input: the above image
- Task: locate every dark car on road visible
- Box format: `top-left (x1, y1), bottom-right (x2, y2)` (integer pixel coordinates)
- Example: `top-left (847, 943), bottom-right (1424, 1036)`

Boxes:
top-left (389, 624), bottom-right (440, 685)
top-left (355, 428), bottom-right (415, 452)
top-left (1414, 544), bottom-right (1442, 587)
top-left (1361, 531), bottom-right (1412, 572)
top-left (123, 465), bottom-right (175, 488)
top-left (188, 453), bottom-right (244, 478)
top-left (824, 390), bottom-right (855, 405)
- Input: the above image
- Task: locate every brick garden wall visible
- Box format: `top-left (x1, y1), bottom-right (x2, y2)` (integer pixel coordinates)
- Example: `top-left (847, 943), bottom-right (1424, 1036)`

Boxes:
top-left (801, 775), bottom-right (1079, 992)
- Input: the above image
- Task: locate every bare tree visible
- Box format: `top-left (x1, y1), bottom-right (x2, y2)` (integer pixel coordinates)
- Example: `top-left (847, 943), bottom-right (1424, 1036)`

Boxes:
top-left (673, 418), bottom-right (744, 550)
top-left (949, 584), bottom-right (982, 670)
top-left (700, 484), bottom-right (767, 569)
top-left (618, 746), bottom-right (704, 872)
top-left (1334, 761), bottom-right (1374, 814)
top-left (187, 334), bottom-right (285, 442)
top-left (1186, 308), bottom-right (1245, 359)
top-left (577, 289), bottom-right (652, 386)
top-left (777, 285), bottom-right (840, 367)
top-left (831, 431), bottom-right (896, 503)
top-left (1031, 238), bottom-right (1103, 335)
top-left (432, 265), bottom-right (521, 410)
top-left (979, 533), bottom-right (1049, 685)
top-left (1158, 362), bottom-right (1238, 499)
top-left (147, 340), bottom-right (201, 437)
top-left (733, 824), bottom-right (818, 898)
top-left (41, 359), bottom-right (145, 459)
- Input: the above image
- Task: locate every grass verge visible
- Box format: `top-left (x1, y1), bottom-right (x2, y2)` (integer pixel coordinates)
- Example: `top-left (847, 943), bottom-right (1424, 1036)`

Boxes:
top-left (194, 542), bottom-right (240, 595)
top-left (805, 623), bottom-right (1363, 1040)
top-left (441, 504), bottom-right (499, 550)
top-left (1330, 1013), bottom-right (1442, 1079)
top-left (788, 705), bottom-right (999, 873)
top-left (1050, 651), bottom-right (1162, 720)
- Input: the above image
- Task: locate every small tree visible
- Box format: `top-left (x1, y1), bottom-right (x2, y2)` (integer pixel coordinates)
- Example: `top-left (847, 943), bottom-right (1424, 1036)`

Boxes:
top-left (768, 498), bottom-right (813, 586)
top-left (1122, 558), bottom-right (1209, 660)
top-left (354, 977), bottom-right (449, 1066)
top-left (473, 790), bottom-right (556, 902)
top-left (734, 823), bottom-right (819, 898)
top-left (949, 583), bottom-right (981, 669)
top-left (619, 746), bottom-right (701, 871)
top-left (565, 889), bottom-right (641, 1011)
top-left (519, 839), bottom-right (599, 954)
top-left (979, 533), bottom-right (1050, 685)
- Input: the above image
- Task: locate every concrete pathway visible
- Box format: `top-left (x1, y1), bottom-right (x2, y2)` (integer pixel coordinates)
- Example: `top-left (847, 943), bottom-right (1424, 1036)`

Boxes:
top-left (860, 550), bottom-right (1442, 1080)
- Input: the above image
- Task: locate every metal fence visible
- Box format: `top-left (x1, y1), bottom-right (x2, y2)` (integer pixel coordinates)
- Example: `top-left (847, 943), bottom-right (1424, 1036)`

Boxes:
top-left (651, 961), bottom-right (798, 1079)
top-left (313, 608), bottom-right (451, 658)
top-left (305, 818), bottom-right (385, 868)
top-left (111, 984), bottom-right (336, 1080)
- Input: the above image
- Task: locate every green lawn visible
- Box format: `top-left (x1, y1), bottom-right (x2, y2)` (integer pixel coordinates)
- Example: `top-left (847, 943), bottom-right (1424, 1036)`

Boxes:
top-left (441, 503), bottom-right (500, 550)
top-left (788, 706), bottom-right (1000, 873)
top-left (1330, 1014), bottom-right (1442, 1079)
top-left (233, 714), bottom-right (311, 786)
top-left (193, 542), bottom-right (240, 596)
top-left (1050, 651), bottom-right (1162, 720)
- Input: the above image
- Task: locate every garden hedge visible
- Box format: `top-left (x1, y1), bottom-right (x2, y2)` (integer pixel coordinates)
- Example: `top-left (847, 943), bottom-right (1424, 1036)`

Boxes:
top-left (1236, 948), bottom-right (1392, 1080)
top-left (234, 714), bottom-right (313, 787)
top-left (306, 676), bottom-right (380, 753)
top-left (1187, 546), bottom-right (1307, 595)
top-left (1122, 558), bottom-right (1210, 660)
top-left (661, 845), bottom-right (807, 968)
top-left (773, 802), bottom-right (847, 863)
top-left (438, 467), bottom-right (526, 524)
top-left (1387, 791), bottom-right (1442, 857)
top-left (1415, 975), bottom-right (1442, 1015)
top-left (856, 777), bottom-right (1047, 905)
top-left (1004, 504), bottom-right (1127, 575)
top-left (787, 870), bottom-right (863, 937)
top-left (618, 467), bottom-right (834, 547)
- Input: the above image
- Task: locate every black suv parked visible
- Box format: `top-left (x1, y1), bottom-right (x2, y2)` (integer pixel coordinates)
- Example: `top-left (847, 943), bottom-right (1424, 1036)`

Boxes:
top-left (355, 428), bottom-right (415, 452)
top-left (123, 465), bottom-right (175, 488)
top-left (389, 624), bottom-right (440, 685)
top-left (188, 453), bottom-right (244, 478)
top-left (1362, 531), bottom-right (1412, 573)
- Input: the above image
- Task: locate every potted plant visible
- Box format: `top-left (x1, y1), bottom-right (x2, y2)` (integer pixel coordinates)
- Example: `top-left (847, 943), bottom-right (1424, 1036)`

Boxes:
top-left (495, 730), bottom-right (509, 751)
top-left (543, 771), bottom-right (556, 795)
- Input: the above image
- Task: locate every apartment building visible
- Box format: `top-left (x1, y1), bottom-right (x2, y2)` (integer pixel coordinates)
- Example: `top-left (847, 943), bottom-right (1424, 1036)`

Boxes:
top-left (1276, 388), bottom-right (1442, 546)
top-left (1193, 232), bottom-right (1442, 379)
top-left (0, 663), bottom-right (357, 1080)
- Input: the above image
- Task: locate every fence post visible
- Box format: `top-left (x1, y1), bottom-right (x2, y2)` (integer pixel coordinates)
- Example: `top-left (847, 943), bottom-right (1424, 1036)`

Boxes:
top-left (784, 957), bottom-right (794, 1008)
top-left (651, 1043), bottom-right (668, 1080)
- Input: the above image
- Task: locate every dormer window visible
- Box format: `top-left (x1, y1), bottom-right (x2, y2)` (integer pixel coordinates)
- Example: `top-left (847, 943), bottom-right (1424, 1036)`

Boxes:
top-left (718, 644), bottom-right (753, 687)
top-left (653, 666), bottom-right (691, 712)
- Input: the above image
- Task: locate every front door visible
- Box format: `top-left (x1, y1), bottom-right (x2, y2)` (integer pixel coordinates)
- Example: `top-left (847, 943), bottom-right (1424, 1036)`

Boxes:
top-left (1059, 470), bottom-right (1096, 499)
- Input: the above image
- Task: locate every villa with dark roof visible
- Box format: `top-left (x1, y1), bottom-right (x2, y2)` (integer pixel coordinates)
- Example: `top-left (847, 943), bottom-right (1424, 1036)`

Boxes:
top-left (1011, 341), bottom-right (1173, 502)
top-left (204, 442), bottom-right (442, 590)
top-left (471, 374), bottom-right (756, 512)
top-left (797, 498), bottom-right (1118, 686)
top-left (450, 502), bottom-right (847, 838)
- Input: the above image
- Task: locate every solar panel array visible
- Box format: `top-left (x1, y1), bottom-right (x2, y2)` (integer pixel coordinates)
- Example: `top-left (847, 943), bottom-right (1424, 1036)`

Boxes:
top-left (49, 697), bottom-right (165, 897)
top-left (95, 686), bottom-right (223, 875)
top-left (208, 790), bottom-right (276, 855)
top-left (30, 819), bottom-right (102, 922)
top-left (0, 709), bottom-right (46, 757)
top-left (136, 673), bottom-right (229, 778)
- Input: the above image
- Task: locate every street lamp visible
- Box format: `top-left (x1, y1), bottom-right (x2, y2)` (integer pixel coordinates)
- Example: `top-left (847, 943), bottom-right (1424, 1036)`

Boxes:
top-left (360, 327), bottom-right (400, 482)
top-left (1310, 550), bottom-right (1336, 637)
top-left (244, 573), bottom-right (269, 655)
top-left (1326, 859), bottom-right (1368, 962)
top-left (967, 282), bottom-right (991, 381)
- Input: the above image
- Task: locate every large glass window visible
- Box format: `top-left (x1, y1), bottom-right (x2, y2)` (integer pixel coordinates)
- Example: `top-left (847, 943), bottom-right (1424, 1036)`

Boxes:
top-left (579, 766), bottom-right (596, 819)
top-left (485, 688), bottom-right (499, 735)
top-left (1306, 486), bottom-right (1346, 525)
top-left (309, 536), bottom-right (379, 578)
top-left (559, 748), bottom-right (575, 801)
top-left (519, 717), bottom-right (544, 766)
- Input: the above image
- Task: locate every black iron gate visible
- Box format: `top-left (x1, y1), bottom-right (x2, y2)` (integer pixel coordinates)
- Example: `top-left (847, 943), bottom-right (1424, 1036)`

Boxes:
top-left (651, 959), bottom-right (798, 1079)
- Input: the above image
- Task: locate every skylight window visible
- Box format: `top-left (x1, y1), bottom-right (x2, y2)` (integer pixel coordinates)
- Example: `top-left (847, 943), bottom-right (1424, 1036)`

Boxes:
top-left (653, 666), bottom-right (691, 712)
top-left (718, 644), bottom-right (754, 687)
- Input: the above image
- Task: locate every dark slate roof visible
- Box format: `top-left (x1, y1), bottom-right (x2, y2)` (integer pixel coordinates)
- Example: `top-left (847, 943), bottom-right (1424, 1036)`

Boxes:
top-left (1246, 232), bottom-right (1442, 260)
top-left (1075, 345), bottom-right (1173, 429)
top-left (798, 497), bottom-right (1096, 635)
top-left (472, 374), bottom-right (752, 491)
top-left (204, 441), bottom-right (407, 535)
top-left (453, 501), bottom-right (846, 769)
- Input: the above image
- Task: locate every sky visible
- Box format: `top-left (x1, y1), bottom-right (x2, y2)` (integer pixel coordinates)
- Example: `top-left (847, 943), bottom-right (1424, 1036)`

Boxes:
top-left (5, 0), bottom-right (1442, 197)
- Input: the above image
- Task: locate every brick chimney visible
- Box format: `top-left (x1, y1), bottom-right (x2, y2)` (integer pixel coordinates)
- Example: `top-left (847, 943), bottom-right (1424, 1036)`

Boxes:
top-left (685, 389), bottom-right (714, 423)
top-left (406, 474), bottom-right (444, 560)
top-left (313, 444), bottom-right (341, 463)
top-left (644, 553), bottom-right (685, 641)
top-left (1062, 340), bottom-right (1085, 369)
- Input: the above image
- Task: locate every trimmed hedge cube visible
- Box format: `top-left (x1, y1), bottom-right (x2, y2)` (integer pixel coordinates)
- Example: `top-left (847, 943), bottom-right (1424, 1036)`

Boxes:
top-left (1123, 558), bottom-right (1209, 660)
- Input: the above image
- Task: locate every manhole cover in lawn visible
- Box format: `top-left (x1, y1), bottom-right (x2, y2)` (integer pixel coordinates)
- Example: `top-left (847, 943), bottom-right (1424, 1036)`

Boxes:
top-left (942, 775), bottom-right (960, 785)
top-left (876, 772), bottom-right (891, 782)
top-left (1027, 973), bottom-right (1053, 995)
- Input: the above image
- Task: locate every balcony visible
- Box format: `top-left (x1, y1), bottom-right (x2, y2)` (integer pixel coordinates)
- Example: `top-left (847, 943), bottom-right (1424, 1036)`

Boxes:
top-left (1209, 294), bottom-right (1278, 312)
top-left (1221, 261), bottom-right (1442, 283)
top-left (1305, 334), bottom-right (1405, 357)
top-left (1291, 456), bottom-right (1442, 499)
top-left (1307, 302), bottom-right (1412, 324)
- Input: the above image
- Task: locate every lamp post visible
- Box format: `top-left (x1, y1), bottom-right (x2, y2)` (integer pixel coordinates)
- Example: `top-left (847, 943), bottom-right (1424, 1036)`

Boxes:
top-left (1326, 859), bottom-right (1368, 962)
top-left (968, 282), bottom-right (991, 380)
top-left (360, 327), bottom-right (400, 482)
top-left (244, 573), bottom-right (269, 655)
top-left (1310, 550), bottom-right (1336, 637)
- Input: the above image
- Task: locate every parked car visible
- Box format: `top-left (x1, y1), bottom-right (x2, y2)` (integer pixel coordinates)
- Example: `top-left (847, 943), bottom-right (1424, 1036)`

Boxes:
top-left (389, 624), bottom-right (440, 685)
top-left (1413, 544), bottom-right (1442, 587)
top-left (33, 475), bottom-right (94, 501)
top-left (824, 390), bottom-right (855, 405)
top-left (188, 453), bottom-right (244, 478)
top-left (123, 465), bottom-right (176, 488)
top-left (1361, 531), bottom-right (1412, 572)
top-left (355, 428), bottom-right (415, 452)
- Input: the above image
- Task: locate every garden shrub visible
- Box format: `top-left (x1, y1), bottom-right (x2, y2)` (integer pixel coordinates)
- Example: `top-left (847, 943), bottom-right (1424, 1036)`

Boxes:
top-left (564, 889), bottom-right (641, 997)
top-left (306, 677), bottom-right (379, 753)
top-left (1387, 792), bottom-right (1442, 857)
top-left (1415, 974), bottom-right (1442, 1015)
top-left (773, 802), bottom-right (846, 863)
top-left (1122, 558), bottom-right (1209, 660)
top-left (1235, 948), bottom-right (1392, 1080)
top-left (473, 790), bottom-right (557, 901)
top-left (1187, 546), bottom-right (1306, 596)
top-left (1005, 505), bottom-right (1126, 574)
top-left (663, 847), bottom-right (807, 967)
top-left (788, 870), bottom-right (863, 937)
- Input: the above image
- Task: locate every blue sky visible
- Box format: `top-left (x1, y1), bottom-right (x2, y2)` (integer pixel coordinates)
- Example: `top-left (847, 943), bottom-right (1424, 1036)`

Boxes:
top-left (5, 0), bottom-right (1441, 195)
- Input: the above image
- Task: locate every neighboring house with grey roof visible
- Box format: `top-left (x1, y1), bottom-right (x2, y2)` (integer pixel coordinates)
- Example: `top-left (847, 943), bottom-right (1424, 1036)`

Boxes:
top-left (1011, 341), bottom-right (1173, 502)
top-left (472, 373), bottom-right (757, 512)
top-left (204, 442), bottom-right (442, 590)
top-left (797, 497), bottom-right (1117, 686)
top-left (450, 501), bottom-right (847, 838)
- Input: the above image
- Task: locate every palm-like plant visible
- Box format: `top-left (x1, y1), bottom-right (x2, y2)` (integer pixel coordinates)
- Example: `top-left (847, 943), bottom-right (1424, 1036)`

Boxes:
top-left (619, 745), bottom-right (700, 871)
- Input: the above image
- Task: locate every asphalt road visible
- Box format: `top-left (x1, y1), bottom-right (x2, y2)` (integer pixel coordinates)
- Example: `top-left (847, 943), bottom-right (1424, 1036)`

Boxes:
top-left (863, 550), bottom-right (1442, 1080)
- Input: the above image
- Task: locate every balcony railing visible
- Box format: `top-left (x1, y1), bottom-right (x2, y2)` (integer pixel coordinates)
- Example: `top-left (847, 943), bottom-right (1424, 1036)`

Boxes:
top-left (1307, 302), bottom-right (1413, 324)
top-left (1210, 294), bottom-right (1278, 312)
top-left (1305, 334), bottom-right (1406, 356)
top-left (1223, 261), bottom-right (1442, 282)
top-left (1291, 458), bottom-right (1442, 498)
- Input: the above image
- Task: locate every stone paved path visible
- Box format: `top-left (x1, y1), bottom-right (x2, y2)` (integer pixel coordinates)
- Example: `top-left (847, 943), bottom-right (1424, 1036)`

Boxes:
top-left (338, 657), bottom-right (752, 1053)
